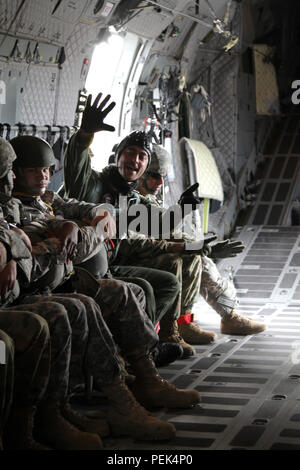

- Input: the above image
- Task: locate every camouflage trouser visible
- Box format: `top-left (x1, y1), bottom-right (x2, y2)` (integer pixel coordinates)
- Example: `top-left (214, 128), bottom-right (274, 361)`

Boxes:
top-left (113, 277), bottom-right (157, 325)
top-left (98, 279), bottom-right (159, 362)
top-left (0, 329), bottom-right (14, 435)
top-left (0, 310), bottom-right (50, 413)
top-left (111, 251), bottom-right (202, 318)
top-left (71, 271), bottom-right (159, 364)
top-left (125, 252), bottom-right (202, 314)
top-left (8, 300), bottom-right (71, 400)
top-left (200, 255), bottom-right (237, 317)
top-left (110, 264), bottom-right (181, 324)
top-left (47, 293), bottom-right (121, 388)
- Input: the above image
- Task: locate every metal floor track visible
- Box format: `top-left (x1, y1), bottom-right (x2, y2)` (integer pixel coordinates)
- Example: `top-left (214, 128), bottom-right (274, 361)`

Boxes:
top-left (246, 115), bottom-right (300, 226)
top-left (75, 225), bottom-right (300, 451)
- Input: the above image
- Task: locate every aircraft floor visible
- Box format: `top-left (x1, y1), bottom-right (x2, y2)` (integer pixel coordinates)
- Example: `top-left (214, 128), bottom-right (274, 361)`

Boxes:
top-left (73, 225), bottom-right (300, 451)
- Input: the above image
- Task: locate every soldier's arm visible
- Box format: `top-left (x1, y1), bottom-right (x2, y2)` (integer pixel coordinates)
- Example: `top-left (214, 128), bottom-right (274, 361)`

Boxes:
top-left (0, 241), bottom-right (17, 296)
top-left (129, 195), bottom-right (185, 238)
top-left (51, 192), bottom-right (113, 224)
top-left (118, 236), bottom-right (184, 260)
top-left (0, 223), bottom-right (32, 261)
top-left (63, 131), bottom-right (102, 202)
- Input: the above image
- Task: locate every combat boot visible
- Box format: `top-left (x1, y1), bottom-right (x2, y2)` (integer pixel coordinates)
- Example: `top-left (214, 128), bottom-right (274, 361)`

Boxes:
top-left (34, 400), bottom-right (103, 450)
top-left (129, 354), bottom-right (201, 409)
top-left (221, 310), bottom-right (266, 335)
top-left (101, 375), bottom-right (176, 441)
top-left (118, 353), bottom-right (135, 384)
top-left (178, 322), bottom-right (216, 345)
top-left (159, 317), bottom-right (196, 358)
top-left (3, 405), bottom-right (52, 450)
top-left (61, 401), bottom-right (110, 437)
top-left (152, 342), bottom-right (184, 367)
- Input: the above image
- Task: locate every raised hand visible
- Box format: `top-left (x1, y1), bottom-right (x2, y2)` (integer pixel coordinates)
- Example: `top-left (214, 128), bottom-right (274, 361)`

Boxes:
top-left (178, 183), bottom-right (202, 211)
top-left (80, 92), bottom-right (116, 134)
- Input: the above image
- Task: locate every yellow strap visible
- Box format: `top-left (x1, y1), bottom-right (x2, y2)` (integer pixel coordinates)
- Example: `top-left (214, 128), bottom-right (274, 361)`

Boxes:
top-left (203, 198), bottom-right (210, 234)
top-left (13, 191), bottom-right (40, 198)
top-left (12, 192), bottom-right (55, 219)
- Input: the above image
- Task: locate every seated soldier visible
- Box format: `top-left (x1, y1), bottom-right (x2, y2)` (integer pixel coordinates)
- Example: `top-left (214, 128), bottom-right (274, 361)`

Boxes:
top-left (0, 136), bottom-right (201, 445)
top-left (134, 145), bottom-right (266, 339)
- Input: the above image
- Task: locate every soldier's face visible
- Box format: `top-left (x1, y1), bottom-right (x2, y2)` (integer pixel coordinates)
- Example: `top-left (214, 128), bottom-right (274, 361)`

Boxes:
top-left (15, 167), bottom-right (50, 196)
top-left (145, 173), bottom-right (165, 195)
top-left (118, 145), bottom-right (149, 182)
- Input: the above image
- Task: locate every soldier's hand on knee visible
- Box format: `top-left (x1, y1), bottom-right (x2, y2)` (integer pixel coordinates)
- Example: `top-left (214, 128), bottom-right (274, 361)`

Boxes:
top-left (91, 210), bottom-right (116, 240)
top-left (54, 222), bottom-right (79, 260)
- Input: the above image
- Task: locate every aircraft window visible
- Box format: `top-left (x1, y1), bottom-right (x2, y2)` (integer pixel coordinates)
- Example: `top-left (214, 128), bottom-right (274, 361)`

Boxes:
top-left (84, 33), bottom-right (125, 171)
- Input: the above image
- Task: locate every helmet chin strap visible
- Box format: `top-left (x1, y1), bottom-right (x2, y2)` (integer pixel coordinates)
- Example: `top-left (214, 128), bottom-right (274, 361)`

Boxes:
top-left (0, 180), bottom-right (12, 197)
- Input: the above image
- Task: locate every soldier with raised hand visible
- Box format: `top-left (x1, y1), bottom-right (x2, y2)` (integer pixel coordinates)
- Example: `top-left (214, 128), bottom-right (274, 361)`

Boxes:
top-left (62, 92), bottom-right (208, 357)
top-left (9, 130), bottom-right (186, 366)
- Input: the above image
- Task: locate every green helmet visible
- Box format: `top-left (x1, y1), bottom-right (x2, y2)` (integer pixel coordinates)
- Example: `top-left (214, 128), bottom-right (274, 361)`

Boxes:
top-left (10, 135), bottom-right (56, 168)
top-left (147, 144), bottom-right (171, 176)
top-left (0, 137), bottom-right (16, 179)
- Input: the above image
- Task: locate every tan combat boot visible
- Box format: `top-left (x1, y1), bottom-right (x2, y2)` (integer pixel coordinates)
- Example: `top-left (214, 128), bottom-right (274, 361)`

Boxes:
top-left (61, 401), bottom-right (110, 437)
top-left (221, 310), bottom-right (266, 335)
top-left (178, 322), bottom-right (216, 345)
top-left (101, 375), bottom-right (176, 441)
top-left (3, 405), bottom-right (52, 450)
top-left (129, 355), bottom-right (201, 409)
top-left (34, 400), bottom-right (103, 450)
top-left (159, 317), bottom-right (196, 358)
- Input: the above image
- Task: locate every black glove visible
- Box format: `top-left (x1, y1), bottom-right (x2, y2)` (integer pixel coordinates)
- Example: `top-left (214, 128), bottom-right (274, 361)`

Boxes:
top-left (81, 92), bottom-right (116, 133)
top-left (178, 183), bottom-right (202, 212)
top-left (209, 239), bottom-right (245, 259)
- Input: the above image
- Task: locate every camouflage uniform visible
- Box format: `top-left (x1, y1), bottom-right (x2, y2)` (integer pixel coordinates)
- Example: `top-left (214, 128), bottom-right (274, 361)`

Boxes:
top-left (11, 191), bottom-right (106, 269)
top-left (200, 255), bottom-right (237, 317)
top-left (69, 270), bottom-right (159, 364)
top-left (0, 329), bottom-right (14, 437)
top-left (134, 192), bottom-right (238, 319)
top-left (0, 310), bottom-right (50, 413)
top-left (114, 236), bottom-right (202, 317)
top-left (21, 293), bottom-right (123, 389)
